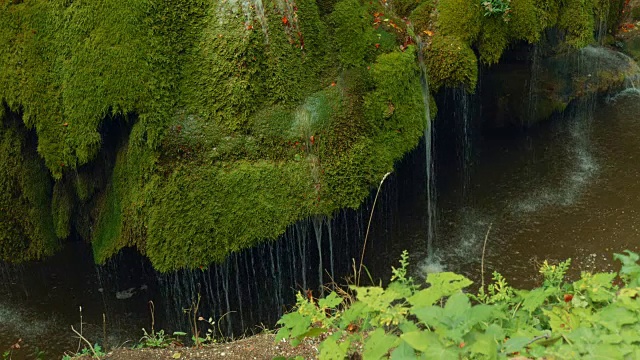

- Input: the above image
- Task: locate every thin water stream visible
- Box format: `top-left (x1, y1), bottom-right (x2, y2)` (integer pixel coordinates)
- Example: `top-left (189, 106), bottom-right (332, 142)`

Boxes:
top-left (2, 69), bottom-right (640, 360)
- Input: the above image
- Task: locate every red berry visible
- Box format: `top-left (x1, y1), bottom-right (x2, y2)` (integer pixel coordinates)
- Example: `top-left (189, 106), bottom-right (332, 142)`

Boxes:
top-left (564, 294), bottom-right (573, 302)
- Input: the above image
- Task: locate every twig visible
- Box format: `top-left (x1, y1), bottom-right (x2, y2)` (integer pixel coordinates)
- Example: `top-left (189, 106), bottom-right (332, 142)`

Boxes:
top-left (76, 306), bottom-right (83, 354)
top-left (70, 325), bottom-right (98, 358)
top-left (149, 301), bottom-right (156, 334)
top-left (481, 223), bottom-right (493, 292)
top-left (526, 333), bottom-right (551, 346)
top-left (357, 172), bottom-right (392, 286)
top-left (102, 313), bottom-right (107, 351)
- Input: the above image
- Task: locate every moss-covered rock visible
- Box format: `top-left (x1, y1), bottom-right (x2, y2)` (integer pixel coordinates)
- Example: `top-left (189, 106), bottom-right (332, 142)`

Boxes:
top-left (0, 107), bottom-right (56, 261)
top-left (0, 0), bottom-right (626, 269)
top-left (483, 44), bottom-right (640, 128)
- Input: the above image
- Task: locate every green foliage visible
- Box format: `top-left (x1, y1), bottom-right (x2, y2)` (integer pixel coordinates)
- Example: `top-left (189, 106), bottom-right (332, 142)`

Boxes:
top-left (276, 251), bottom-right (640, 359)
top-left (61, 343), bottom-right (106, 360)
top-left (481, 0), bottom-right (512, 20)
top-left (136, 329), bottom-right (183, 349)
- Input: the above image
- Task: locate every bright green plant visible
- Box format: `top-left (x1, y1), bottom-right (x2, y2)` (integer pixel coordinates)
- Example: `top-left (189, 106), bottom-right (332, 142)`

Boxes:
top-left (276, 250), bottom-right (640, 359)
top-left (61, 344), bottom-right (106, 360)
top-left (481, 0), bottom-right (512, 19)
top-left (136, 329), bottom-right (178, 348)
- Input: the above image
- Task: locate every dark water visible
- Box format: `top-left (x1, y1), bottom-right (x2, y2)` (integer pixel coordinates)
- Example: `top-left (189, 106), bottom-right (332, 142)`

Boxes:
top-left (368, 89), bottom-right (640, 290)
top-left (2, 89), bottom-right (640, 359)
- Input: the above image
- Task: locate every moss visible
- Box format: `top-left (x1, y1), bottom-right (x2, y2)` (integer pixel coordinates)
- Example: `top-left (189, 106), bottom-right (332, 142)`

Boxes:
top-left (0, 109), bottom-right (56, 262)
top-left (436, 0), bottom-right (483, 42)
top-left (558, 0), bottom-right (595, 48)
top-left (51, 178), bottom-right (73, 239)
top-left (328, 0), bottom-right (376, 68)
top-left (0, 0), bottom-right (619, 269)
top-left (477, 17), bottom-right (510, 64)
top-left (144, 160), bottom-right (316, 271)
top-left (408, 2), bottom-right (436, 34)
top-left (509, 0), bottom-right (559, 43)
top-left (426, 35), bottom-right (478, 91)
top-left (391, 0), bottom-right (427, 18)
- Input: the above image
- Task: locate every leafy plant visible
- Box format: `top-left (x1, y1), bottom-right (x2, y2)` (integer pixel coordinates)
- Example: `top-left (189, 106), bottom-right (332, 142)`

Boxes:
top-left (137, 329), bottom-right (176, 349)
top-left (276, 250), bottom-right (640, 359)
top-left (61, 344), bottom-right (106, 360)
top-left (481, 0), bottom-right (511, 20)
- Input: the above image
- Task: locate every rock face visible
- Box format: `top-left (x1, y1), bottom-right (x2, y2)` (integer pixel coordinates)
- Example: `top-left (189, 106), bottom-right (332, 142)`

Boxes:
top-left (483, 45), bottom-right (640, 128)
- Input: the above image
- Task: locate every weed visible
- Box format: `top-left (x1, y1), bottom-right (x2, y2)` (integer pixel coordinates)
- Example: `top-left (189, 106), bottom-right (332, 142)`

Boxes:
top-left (276, 250), bottom-right (640, 358)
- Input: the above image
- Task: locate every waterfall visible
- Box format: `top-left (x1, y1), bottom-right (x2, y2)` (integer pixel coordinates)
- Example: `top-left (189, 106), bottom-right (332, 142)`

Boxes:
top-left (312, 216), bottom-right (324, 294)
top-left (453, 87), bottom-right (472, 196)
top-left (416, 36), bottom-right (436, 259)
top-left (526, 44), bottom-right (542, 127)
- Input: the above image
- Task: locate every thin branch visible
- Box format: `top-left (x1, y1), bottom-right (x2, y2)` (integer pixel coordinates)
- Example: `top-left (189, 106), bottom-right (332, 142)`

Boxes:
top-left (71, 325), bottom-right (99, 358)
top-left (357, 172), bottom-right (392, 286)
top-left (481, 223), bottom-right (493, 292)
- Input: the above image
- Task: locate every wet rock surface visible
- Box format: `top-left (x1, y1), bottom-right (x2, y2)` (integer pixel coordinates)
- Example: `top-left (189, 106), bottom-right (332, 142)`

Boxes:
top-left (482, 44), bottom-right (640, 128)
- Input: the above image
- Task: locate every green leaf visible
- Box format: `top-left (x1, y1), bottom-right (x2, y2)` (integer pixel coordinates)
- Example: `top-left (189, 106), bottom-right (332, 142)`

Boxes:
top-left (468, 333), bottom-right (497, 359)
top-left (588, 344), bottom-right (626, 359)
top-left (412, 306), bottom-right (444, 328)
top-left (614, 251), bottom-right (640, 287)
top-left (390, 340), bottom-right (417, 360)
top-left (401, 331), bottom-right (437, 352)
top-left (521, 288), bottom-right (547, 312)
top-left (352, 286), bottom-right (403, 310)
top-left (503, 337), bottom-right (531, 354)
top-left (408, 273), bottom-right (472, 307)
top-left (468, 304), bottom-right (496, 325)
top-left (399, 320), bottom-right (420, 334)
top-left (300, 327), bottom-right (327, 339)
top-left (340, 301), bottom-right (368, 327)
top-left (484, 324), bottom-right (505, 343)
top-left (275, 328), bottom-right (291, 343)
top-left (596, 306), bottom-right (636, 331)
top-left (318, 291), bottom-right (343, 309)
top-left (319, 333), bottom-right (350, 360)
top-left (444, 292), bottom-right (471, 317)
top-left (364, 328), bottom-right (399, 360)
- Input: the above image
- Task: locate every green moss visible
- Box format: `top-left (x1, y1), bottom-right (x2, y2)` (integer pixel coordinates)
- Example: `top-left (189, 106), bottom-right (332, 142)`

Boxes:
top-left (558, 0), bottom-right (595, 48)
top-left (426, 35), bottom-right (478, 91)
top-left (0, 109), bottom-right (56, 262)
top-left (51, 178), bottom-right (73, 239)
top-left (328, 0), bottom-right (376, 68)
top-left (477, 17), bottom-right (510, 64)
top-left (509, 0), bottom-right (559, 43)
top-left (145, 160), bottom-right (315, 271)
top-left (408, 2), bottom-right (436, 34)
top-left (0, 0), bottom-right (619, 269)
top-left (436, 0), bottom-right (482, 42)
top-left (391, 0), bottom-right (426, 18)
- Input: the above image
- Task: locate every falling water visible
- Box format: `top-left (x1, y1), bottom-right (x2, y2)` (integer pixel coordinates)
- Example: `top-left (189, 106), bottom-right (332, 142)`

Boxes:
top-left (416, 36), bottom-right (436, 259)
top-left (526, 44), bottom-right (542, 127)
top-left (312, 216), bottom-right (324, 294)
top-left (453, 87), bottom-right (472, 196)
